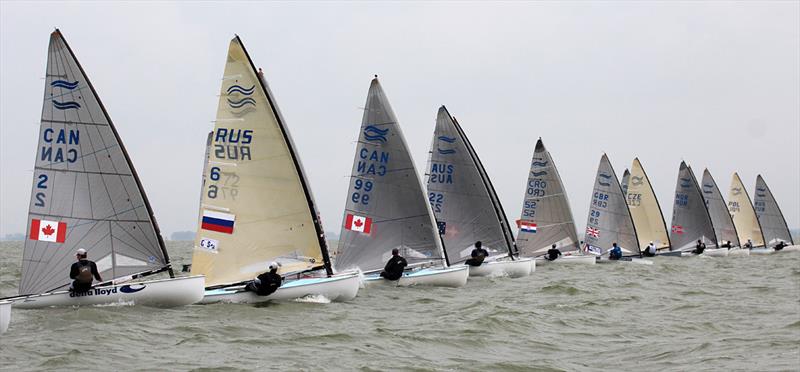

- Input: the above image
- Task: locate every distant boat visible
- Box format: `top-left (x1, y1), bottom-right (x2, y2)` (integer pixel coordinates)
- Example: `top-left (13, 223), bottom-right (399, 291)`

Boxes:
top-left (517, 138), bottom-right (594, 265)
top-left (753, 175), bottom-right (798, 252)
top-left (8, 30), bottom-right (204, 309)
top-left (583, 155), bottom-right (651, 265)
top-left (425, 106), bottom-right (532, 277)
top-left (621, 168), bottom-right (631, 196)
top-left (727, 172), bottom-right (766, 254)
top-left (335, 78), bottom-right (468, 287)
top-left (625, 158), bottom-right (671, 252)
top-left (701, 169), bottom-right (742, 253)
top-left (191, 36), bottom-right (359, 304)
top-left (668, 162), bottom-right (725, 256)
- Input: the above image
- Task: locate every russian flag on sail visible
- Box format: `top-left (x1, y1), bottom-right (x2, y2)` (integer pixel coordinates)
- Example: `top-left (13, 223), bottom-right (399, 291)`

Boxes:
top-left (516, 219), bottom-right (537, 233)
top-left (29, 219), bottom-right (67, 243)
top-left (201, 210), bottom-right (235, 234)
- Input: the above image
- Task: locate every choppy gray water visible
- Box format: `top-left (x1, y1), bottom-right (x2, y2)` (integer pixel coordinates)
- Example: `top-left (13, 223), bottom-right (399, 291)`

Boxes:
top-left (1, 241), bottom-right (799, 371)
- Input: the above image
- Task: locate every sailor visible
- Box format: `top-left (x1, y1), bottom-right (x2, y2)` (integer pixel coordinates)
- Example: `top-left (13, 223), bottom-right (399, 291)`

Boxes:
top-left (744, 238), bottom-right (753, 249)
top-left (69, 248), bottom-right (102, 292)
top-left (642, 241), bottom-right (657, 257)
top-left (464, 241), bottom-right (489, 266)
top-left (691, 239), bottom-right (706, 255)
top-left (608, 243), bottom-right (623, 260)
top-left (721, 241), bottom-right (732, 249)
top-left (380, 248), bottom-right (408, 280)
top-left (546, 244), bottom-right (562, 261)
top-left (774, 241), bottom-right (788, 251)
top-left (245, 262), bottom-right (283, 296)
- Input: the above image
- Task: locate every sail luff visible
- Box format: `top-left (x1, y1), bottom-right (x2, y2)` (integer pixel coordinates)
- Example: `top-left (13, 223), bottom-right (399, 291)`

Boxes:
top-left (449, 114), bottom-right (516, 257)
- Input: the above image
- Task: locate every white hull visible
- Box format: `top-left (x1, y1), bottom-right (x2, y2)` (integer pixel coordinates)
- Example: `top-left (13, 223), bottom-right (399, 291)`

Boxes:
top-left (0, 301), bottom-right (10, 334)
top-left (777, 245), bottom-right (800, 252)
top-left (364, 266), bottom-right (469, 288)
top-left (703, 248), bottom-right (729, 257)
top-left (728, 248), bottom-right (750, 257)
top-left (534, 255), bottom-right (596, 265)
top-left (467, 258), bottom-right (533, 278)
top-left (596, 257), bottom-right (653, 265)
top-left (750, 248), bottom-right (775, 255)
top-left (10, 275), bottom-right (205, 309)
top-left (200, 272), bottom-right (360, 304)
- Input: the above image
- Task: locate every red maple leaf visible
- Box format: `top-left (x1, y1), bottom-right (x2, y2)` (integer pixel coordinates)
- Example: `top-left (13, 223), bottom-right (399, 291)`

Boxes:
top-left (353, 219), bottom-right (363, 227)
top-left (42, 224), bottom-right (55, 236)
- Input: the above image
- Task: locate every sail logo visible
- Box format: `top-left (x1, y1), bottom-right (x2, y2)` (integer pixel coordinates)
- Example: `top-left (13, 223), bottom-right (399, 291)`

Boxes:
top-left (630, 176), bottom-right (644, 186)
top-left (227, 97), bottom-right (256, 108)
top-left (531, 161), bottom-right (548, 167)
top-left (226, 84), bottom-right (256, 115)
top-left (69, 286), bottom-right (118, 298)
top-left (598, 173), bottom-right (612, 187)
top-left (119, 284), bottom-right (146, 294)
top-left (679, 178), bottom-right (692, 188)
top-left (755, 187), bottom-right (767, 198)
top-left (52, 100), bottom-right (81, 110)
top-left (227, 84), bottom-right (255, 95)
top-left (731, 187), bottom-right (742, 195)
top-left (436, 136), bottom-right (456, 155)
top-left (51, 80), bottom-right (79, 90)
top-left (530, 170), bottom-right (548, 177)
top-left (586, 227), bottom-right (600, 238)
top-left (29, 219), bottom-right (66, 243)
top-left (363, 125), bottom-right (389, 143)
top-left (345, 214), bottom-right (372, 234)
top-left (702, 184), bottom-right (714, 194)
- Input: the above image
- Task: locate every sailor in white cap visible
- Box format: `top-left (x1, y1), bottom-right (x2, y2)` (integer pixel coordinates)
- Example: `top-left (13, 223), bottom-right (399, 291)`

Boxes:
top-left (244, 261), bottom-right (283, 296)
top-left (643, 241), bottom-right (657, 257)
top-left (70, 248), bottom-right (102, 292)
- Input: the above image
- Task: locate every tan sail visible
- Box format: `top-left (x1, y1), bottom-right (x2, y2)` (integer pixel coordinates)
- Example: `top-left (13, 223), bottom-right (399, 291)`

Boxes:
top-left (727, 173), bottom-right (765, 247)
top-left (625, 158), bottom-right (671, 250)
top-left (191, 37), bottom-right (324, 286)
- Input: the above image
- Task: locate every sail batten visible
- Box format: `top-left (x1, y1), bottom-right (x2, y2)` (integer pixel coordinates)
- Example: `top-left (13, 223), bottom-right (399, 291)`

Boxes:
top-left (516, 138), bottom-right (579, 256)
top-left (336, 78), bottom-right (445, 272)
top-left (583, 154), bottom-right (640, 256)
top-left (753, 175), bottom-right (794, 246)
top-left (626, 158), bottom-right (671, 250)
top-left (20, 30), bottom-right (169, 295)
top-left (727, 173), bottom-right (765, 247)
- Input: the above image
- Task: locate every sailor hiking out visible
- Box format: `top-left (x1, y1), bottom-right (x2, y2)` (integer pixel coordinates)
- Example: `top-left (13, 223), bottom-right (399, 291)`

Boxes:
top-left (245, 262), bottom-right (283, 296)
top-left (69, 248), bottom-right (102, 292)
top-left (691, 240), bottom-right (706, 255)
top-left (643, 242), bottom-right (657, 257)
top-left (464, 241), bottom-right (489, 266)
top-left (546, 244), bottom-right (562, 261)
top-left (380, 248), bottom-right (408, 281)
top-left (608, 243), bottom-right (623, 260)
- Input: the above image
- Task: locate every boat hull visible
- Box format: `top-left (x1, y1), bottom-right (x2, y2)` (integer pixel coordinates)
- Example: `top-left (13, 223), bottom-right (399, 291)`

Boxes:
top-left (535, 255), bottom-right (597, 265)
top-left (728, 248), bottom-right (750, 257)
top-left (0, 301), bottom-right (10, 334)
top-left (655, 251), bottom-right (683, 257)
top-left (364, 266), bottom-right (469, 288)
top-left (777, 245), bottom-right (800, 252)
top-left (596, 257), bottom-right (653, 265)
top-left (750, 248), bottom-right (775, 255)
top-left (467, 258), bottom-right (533, 278)
top-left (703, 248), bottom-right (729, 257)
top-left (11, 275), bottom-right (205, 309)
top-left (200, 272), bottom-right (360, 304)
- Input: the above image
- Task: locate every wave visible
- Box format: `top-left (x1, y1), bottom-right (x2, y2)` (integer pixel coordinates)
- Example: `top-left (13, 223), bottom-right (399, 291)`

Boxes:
top-left (437, 136), bottom-right (456, 143)
top-left (51, 80), bottom-right (79, 89)
top-left (227, 84), bottom-right (255, 95)
top-left (363, 125), bottom-right (389, 143)
top-left (437, 148), bottom-right (456, 155)
top-left (530, 170), bottom-right (548, 177)
top-left (52, 100), bottom-right (81, 110)
top-left (227, 97), bottom-right (256, 108)
top-left (531, 161), bottom-right (548, 167)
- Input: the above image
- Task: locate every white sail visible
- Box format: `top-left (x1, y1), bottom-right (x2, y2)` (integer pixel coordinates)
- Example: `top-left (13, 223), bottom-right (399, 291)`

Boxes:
top-left (669, 162), bottom-right (716, 250)
top-left (625, 158), bottom-right (671, 250)
top-left (727, 173), bottom-right (765, 247)
top-left (191, 36), bottom-right (329, 287)
top-left (753, 175), bottom-right (794, 246)
top-left (701, 169), bottom-right (740, 247)
top-left (583, 154), bottom-right (640, 256)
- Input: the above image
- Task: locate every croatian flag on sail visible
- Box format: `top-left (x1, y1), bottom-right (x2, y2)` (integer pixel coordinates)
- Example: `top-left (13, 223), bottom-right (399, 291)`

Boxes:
top-left (586, 227), bottom-right (600, 238)
top-left (671, 225), bottom-right (684, 234)
top-left (29, 219), bottom-right (67, 243)
top-left (345, 213), bottom-right (372, 234)
top-left (516, 220), bottom-right (537, 233)
top-left (201, 210), bottom-right (236, 234)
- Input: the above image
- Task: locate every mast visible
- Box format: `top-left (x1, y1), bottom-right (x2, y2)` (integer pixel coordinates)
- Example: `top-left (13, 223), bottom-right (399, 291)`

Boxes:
top-left (238, 35), bottom-right (333, 276)
top-left (56, 29), bottom-right (173, 276)
top-left (449, 114), bottom-right (516, 257)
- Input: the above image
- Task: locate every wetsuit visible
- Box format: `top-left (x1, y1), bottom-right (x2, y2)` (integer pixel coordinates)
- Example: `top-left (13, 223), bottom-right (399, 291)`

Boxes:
top-left (692, 242), bottom-right (706, 255)
top-left (380, 255), bottom-right (408, 280)
top-left (546, 248), bottom-right (562, 261)
top-left (245, 271), bottom-right (283, 296)
top-left (70, 260), bottom-right (101, 292)
top-left (608, 246), bottom-right (622, 260)
top-left (774, 242), bottom-right (787, 251)
top-left (464, 247), bottom-right (489, 266)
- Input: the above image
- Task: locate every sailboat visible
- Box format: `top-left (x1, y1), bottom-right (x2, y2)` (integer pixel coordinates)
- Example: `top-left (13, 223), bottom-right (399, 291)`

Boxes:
top-left (0, 301), bottom-right (9, 334)
top-left (621, 169), bottom-right (630, 196)
top-left (583, 155), bottom-right (651, 264)
top-left (190, 36), bottom-right (360, 304)
top-left (668, 162), bottom-right (723, 256)
top-left (701, 169), bottom-right (742, 256)
top-left (517, 138), bottom-right (594, 265)
top-left (335, 78), bottom-right (469, 287)
top-left (753, 175), bottom-right (798, 252)
top-left (425, 106), bottom-right (532, 277)
top-left (6, 30), bottom-right (205, 309)
top-left (727, 172), bottom-right (767, 255)
top-left (625, 158), bottom-right (671, 253)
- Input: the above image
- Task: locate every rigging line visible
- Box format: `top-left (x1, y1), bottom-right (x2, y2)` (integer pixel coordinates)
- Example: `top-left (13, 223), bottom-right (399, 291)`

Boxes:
top-left (110, 221), bottom-right (162, 262)
top-left (34, 167), bottom-right (131, 177)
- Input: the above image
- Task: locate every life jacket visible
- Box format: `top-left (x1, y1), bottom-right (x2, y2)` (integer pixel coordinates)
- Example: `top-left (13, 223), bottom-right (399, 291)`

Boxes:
top-left (76, 261), bottom-right (93, 284)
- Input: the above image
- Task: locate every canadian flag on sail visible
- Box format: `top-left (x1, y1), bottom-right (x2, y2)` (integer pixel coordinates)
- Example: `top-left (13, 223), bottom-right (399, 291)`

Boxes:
top-left (345, 213), bottom-right (372, 234)
top-left (29, 219), bottom-right (67, 243)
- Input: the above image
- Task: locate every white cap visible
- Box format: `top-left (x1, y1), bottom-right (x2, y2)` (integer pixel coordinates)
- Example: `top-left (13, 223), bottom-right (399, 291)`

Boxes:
top-left (76, 248), bottom-right (87, 255)
top-left (268, 262), bottom-right (279, 270)
top-left (649, 241), bottom-right (654, 244)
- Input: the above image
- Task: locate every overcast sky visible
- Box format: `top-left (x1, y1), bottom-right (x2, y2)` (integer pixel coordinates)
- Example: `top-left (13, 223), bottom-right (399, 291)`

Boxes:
top-left (1, 1), bottom-right (798, 239)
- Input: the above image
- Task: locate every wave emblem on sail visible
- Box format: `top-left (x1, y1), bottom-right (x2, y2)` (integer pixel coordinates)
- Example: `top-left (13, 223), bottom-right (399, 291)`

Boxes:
top-left (598, 173), bottom-right (612, 186)
top-left (436, 135), bottom-right (457, 155)
top-left (630, 176), bottom-right (644, 186)
top-left (363, 125), bottom-right (389, 143)
top-left (52, 99), bottom-right (81, 110)
top-left (51, 80), bottom-right (79, 89)
top-left (680, 177), bottom-right (692, 188)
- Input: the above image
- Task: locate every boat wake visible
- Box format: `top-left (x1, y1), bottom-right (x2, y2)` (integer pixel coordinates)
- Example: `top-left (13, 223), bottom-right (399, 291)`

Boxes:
top-left (293, 294), bottom-right (331, 304)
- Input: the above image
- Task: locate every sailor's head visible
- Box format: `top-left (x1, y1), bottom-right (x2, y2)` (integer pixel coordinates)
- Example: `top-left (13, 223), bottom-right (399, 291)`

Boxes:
top-left (552, 244), bottom-right (557, 249)
top-left (612, 242), bottom-right (618, 247)
top-left (268, 262), bottom-right (279, 272)
top-left (475, 241), bottom-right (482, 248)
top-left (697, 239), bottom-right (702, 243)
top-left (391, 248), bottom-right (399, 256)
top-left (76, 248), bottom-right (87, 259)
top-left (650, 241), bottom-right (654, 245)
